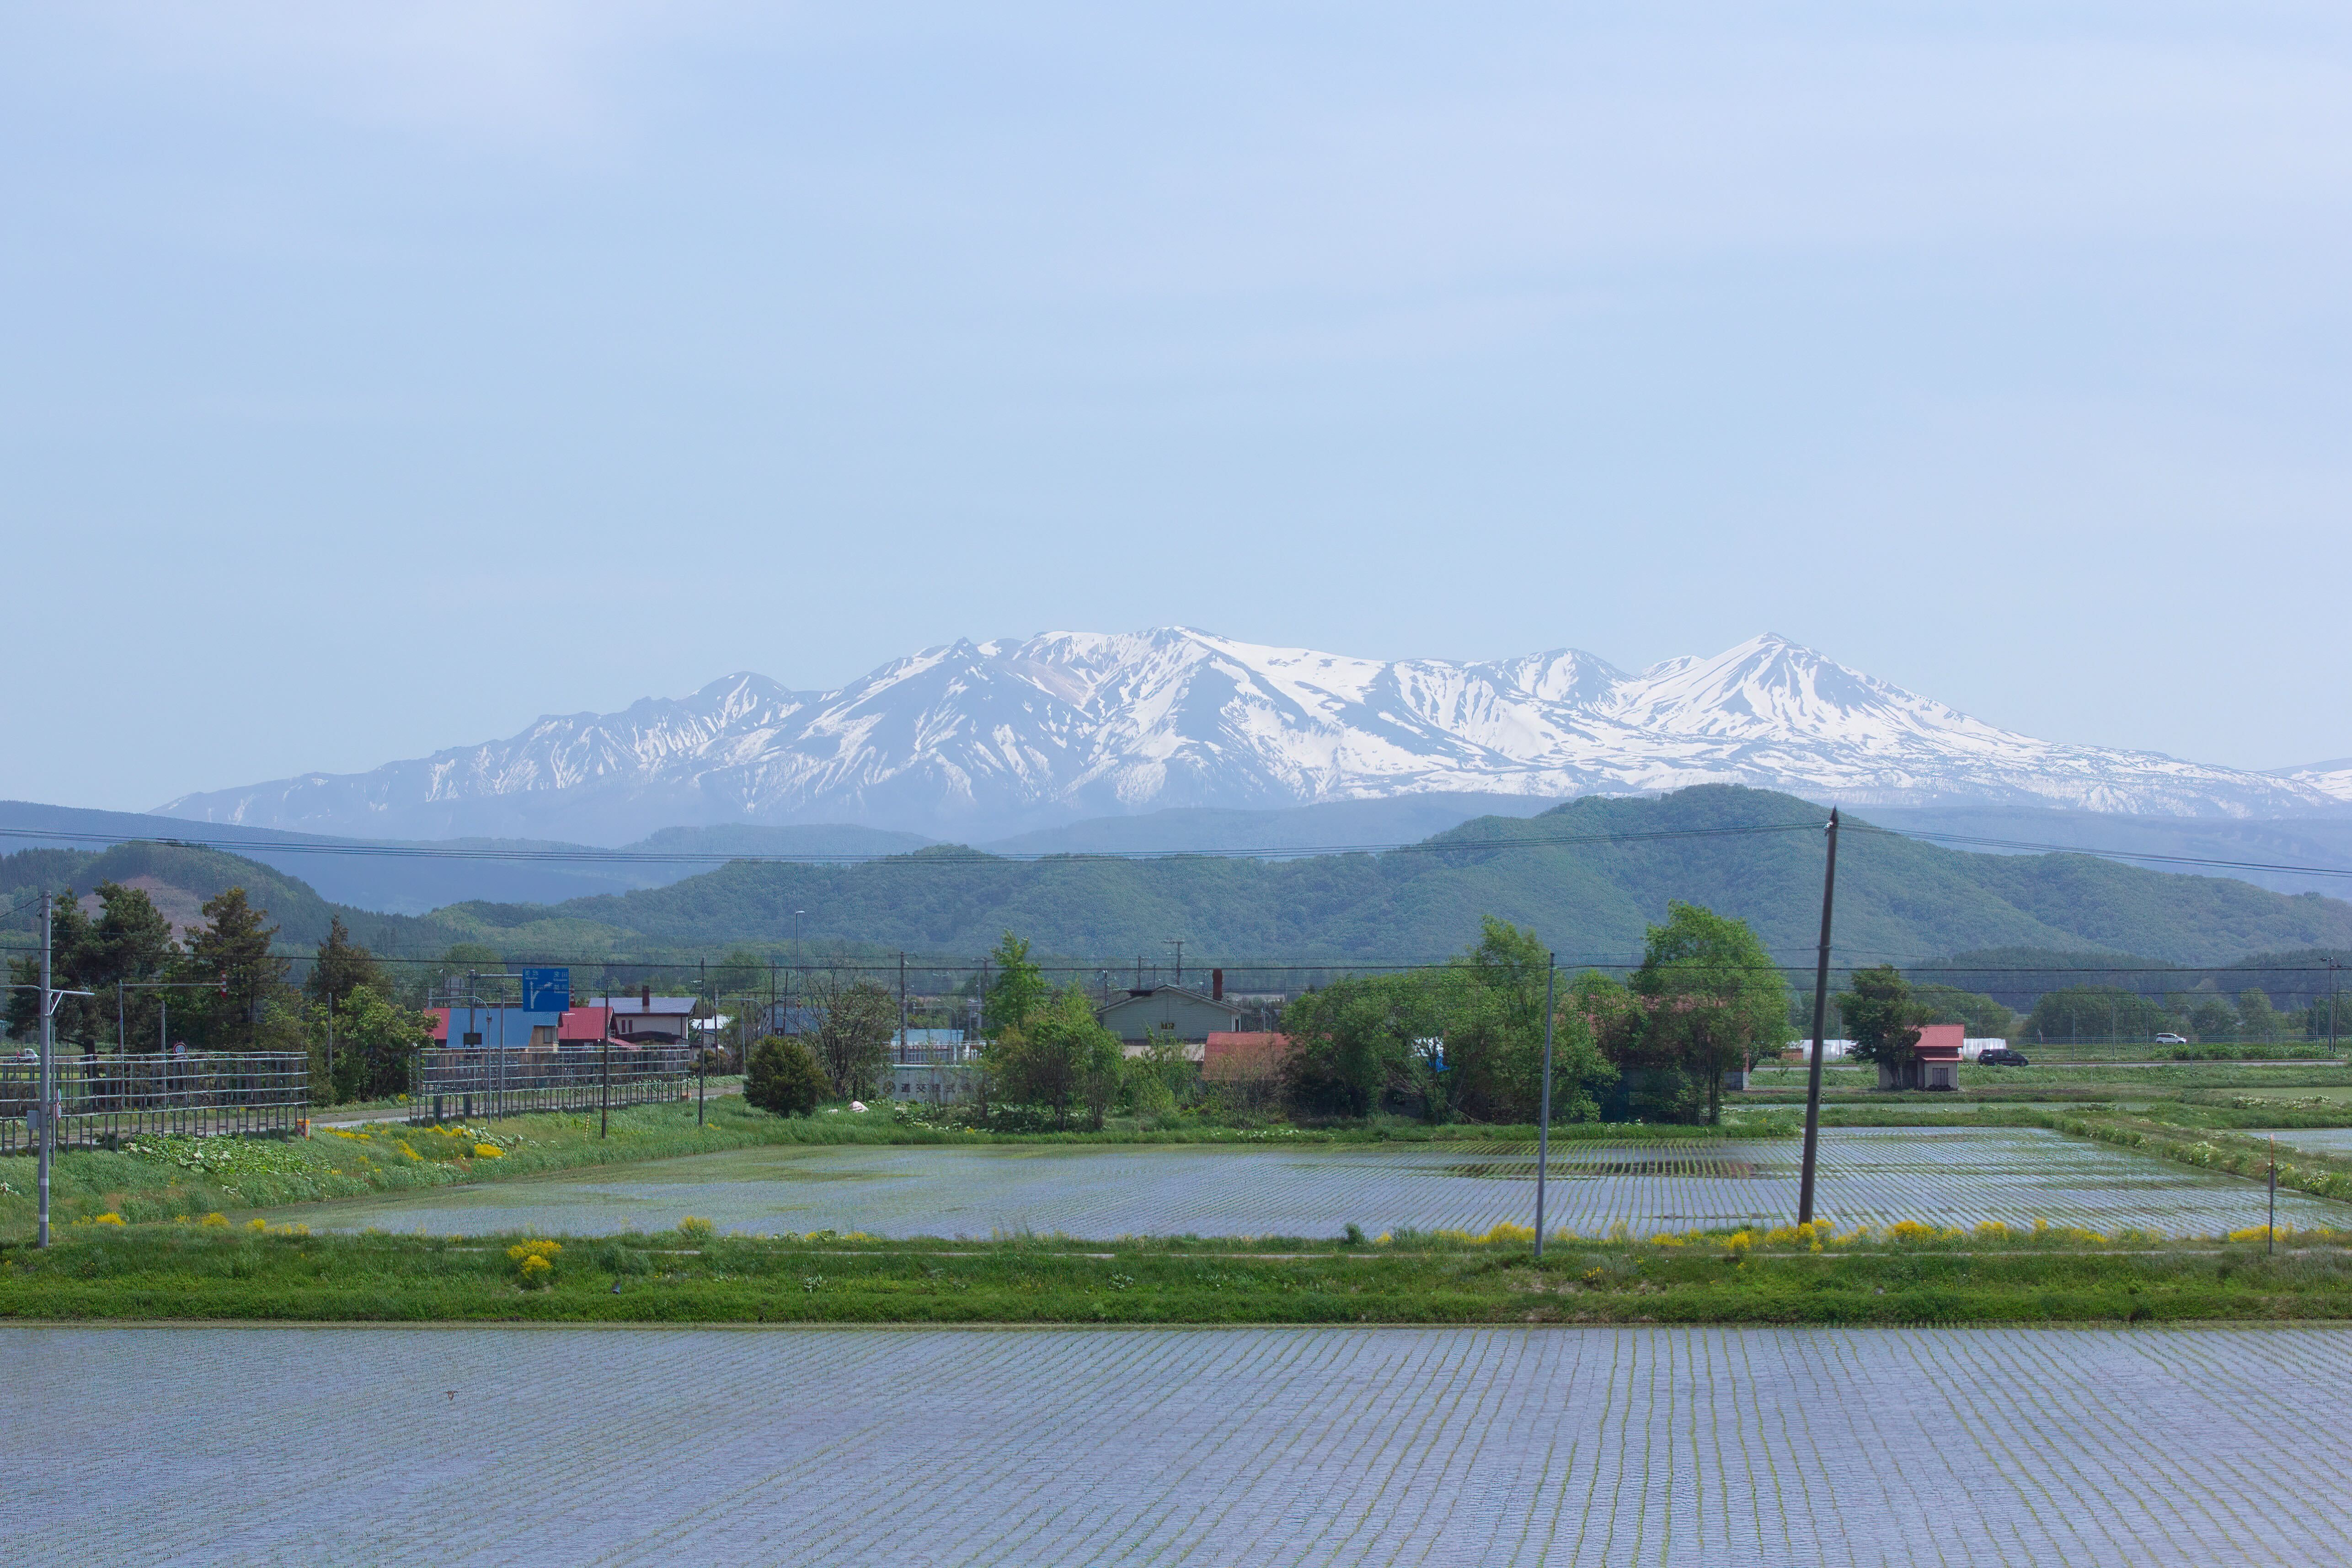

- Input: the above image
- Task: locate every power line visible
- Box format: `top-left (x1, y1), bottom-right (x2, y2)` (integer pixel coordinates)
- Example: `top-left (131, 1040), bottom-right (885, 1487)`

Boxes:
top-left (1840, 822), bottom-right (2352, 880)
top-left (0, 820), bottom-right (1821, 867)
top-left (9, 814), bottom-right (2352, 882)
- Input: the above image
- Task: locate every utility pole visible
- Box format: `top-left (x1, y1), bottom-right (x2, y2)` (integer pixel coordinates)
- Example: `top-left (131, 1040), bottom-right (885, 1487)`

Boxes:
top-left (697, 957), bottom-right (707, 1128)
top-left (326, 989), bottom-right (336, 1103)
top-left (2330, 958), bottom-right (2340, 1059)
top-left (2268, 1135), bottom-right (2278, 1256)
top-left (1165, 939), bottom-right (1185, 988)
top-left (1796, 808), bottom-right (1841, 1227)
top-left (1534, 953), bottom-right (1556, 1263)
top-left (898, 951), bottom-right (909, 1065)
top-left (37, 892), bottom-right (53, 1249)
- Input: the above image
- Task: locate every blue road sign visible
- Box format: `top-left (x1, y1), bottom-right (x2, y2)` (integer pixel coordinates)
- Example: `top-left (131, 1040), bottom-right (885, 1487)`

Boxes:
top-left (521, 967), bottom-right (570, 1013)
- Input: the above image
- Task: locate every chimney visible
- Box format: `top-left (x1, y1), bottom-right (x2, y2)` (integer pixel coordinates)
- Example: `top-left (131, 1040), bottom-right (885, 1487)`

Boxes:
top-left (641, 984), bottom-right (651, 1012)
top-left (1211, 969), bottom-right (1224, 1002)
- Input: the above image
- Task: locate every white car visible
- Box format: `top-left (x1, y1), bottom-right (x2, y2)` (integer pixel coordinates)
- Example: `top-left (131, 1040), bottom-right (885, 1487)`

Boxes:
top-left (2154, 1033), bottom-right (2187, 1045)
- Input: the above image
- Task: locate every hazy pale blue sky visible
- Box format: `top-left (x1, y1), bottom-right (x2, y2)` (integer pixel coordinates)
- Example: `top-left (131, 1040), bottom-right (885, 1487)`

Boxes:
top-left (4, 2), bottom-right (2348, 809)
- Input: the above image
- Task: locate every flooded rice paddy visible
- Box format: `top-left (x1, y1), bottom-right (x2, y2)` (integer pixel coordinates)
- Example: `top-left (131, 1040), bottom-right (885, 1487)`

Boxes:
top-left (10, 1322), bottom-right (2348, 1566)
top-left (264, 1126), bottom-right (2345, 1239)
top-left (2259, 1127), bottom-right (2352, 1158)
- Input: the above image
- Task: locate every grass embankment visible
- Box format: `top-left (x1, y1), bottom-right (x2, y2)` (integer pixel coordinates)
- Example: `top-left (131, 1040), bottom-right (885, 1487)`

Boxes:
top-left (0, 1102), bottom-right (1759, 1241)
top-left (6, 1220), bottom-right (2348, 1326)
top-left (2026, 1107), bottom-right (2352, 1208)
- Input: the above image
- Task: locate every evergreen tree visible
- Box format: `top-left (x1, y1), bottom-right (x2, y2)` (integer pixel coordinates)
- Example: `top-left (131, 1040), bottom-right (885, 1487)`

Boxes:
top-left (3, 883), bottom-right (178, 1049)
top-left (745, 1034), bottom-right (830, 1116)
top-left (186, 887), bottom-right (289, 1052)
top-left (5, 889), bottom-right (94, 1044)
top-left (305, 914), bottom-right (385, 1007)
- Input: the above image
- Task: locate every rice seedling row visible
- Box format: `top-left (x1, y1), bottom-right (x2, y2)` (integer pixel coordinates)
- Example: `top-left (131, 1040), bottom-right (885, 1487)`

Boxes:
top-left (9, 1323), bottom-right (2349, 1565)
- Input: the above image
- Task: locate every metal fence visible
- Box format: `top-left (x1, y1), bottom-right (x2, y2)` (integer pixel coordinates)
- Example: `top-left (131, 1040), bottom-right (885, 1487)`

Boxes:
top-left (0, 1051), bottom-right (309, 1153)
top-left (412, 1044), bottom-right (691, 1123)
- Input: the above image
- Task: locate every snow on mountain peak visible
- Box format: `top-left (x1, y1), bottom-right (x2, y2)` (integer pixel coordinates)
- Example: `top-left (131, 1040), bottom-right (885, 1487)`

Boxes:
top-left (151, 629), bottom-right (2343, 843)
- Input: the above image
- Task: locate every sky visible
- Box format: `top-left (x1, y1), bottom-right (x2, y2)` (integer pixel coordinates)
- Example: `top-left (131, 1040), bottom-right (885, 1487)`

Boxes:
top-left (4, 1), bottom-right (2349, 810)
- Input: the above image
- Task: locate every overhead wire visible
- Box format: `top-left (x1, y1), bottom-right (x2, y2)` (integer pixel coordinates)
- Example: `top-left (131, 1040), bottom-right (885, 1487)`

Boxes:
top-left (0, 819), bottom-right (1821, 866)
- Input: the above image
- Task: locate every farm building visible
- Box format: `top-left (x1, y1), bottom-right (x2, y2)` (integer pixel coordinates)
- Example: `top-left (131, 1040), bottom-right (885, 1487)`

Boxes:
top-left (1097, 985), bottom-right (1242, 1060)
top-left (1879, 1023), bottom-right (1965, 1090)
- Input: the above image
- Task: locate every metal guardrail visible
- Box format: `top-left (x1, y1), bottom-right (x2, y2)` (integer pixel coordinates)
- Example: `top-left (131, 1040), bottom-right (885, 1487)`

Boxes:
top-left (412, 1044), bottom-right (691, 1122)
top-left (0, 1051), bottom-right (309, 1153)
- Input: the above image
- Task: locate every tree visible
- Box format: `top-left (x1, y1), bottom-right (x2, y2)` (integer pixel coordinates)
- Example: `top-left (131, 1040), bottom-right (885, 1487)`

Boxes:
top-left (185, 887), bottom-right (290, 1052)
top-left (745, 1034), bottom-right (830, 1117)
top-left (0, 885), bottom-right (175, 1049)
top-left (990, 985), bottom-right (1123, 1129)
top-left (1438, 918), bottom-right (1611, 1125)
top-left (1590, 903), bottom-right (1789, 1124)
top-left (982, 931), bottom-right (1049, 1043)
top-left (7, 890), bottom-right (87, 1044)
top-left (427, 942), bottom-right (505, 1002)
top-left (306, 915), bottom-right (385, 1007)
top-left (809, 975), bottom-right (896, 1098)
top-left (1280, 919), bottom-right (1615, 1124)
top-left (2024, 986), bottom-right (2170, 1044)
top-left (2189, 998), bottom-right (2238, 1044)
top-left (2236, 988), bottom-right (2282, 1045)
top-left (1279, 972), bottom-right (1431, 1118)
top-left (1837, 965), bottom-right (1927, 1077)
top-left (308, 984), bottom-right (431, 1102)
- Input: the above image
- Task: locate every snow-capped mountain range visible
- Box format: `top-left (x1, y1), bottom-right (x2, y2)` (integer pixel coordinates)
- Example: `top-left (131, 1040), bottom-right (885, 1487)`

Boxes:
top-left (154, 630), bottom-right (2352, 846)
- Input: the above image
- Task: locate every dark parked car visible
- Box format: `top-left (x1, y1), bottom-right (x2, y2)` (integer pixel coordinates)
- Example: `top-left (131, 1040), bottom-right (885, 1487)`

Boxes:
top-left (1977, 1048), bottom-right (2031, 1066)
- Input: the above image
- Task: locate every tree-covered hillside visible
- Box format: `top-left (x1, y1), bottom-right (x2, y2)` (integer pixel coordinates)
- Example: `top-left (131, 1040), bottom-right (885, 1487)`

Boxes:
top-left (423, 787), bottom-right (2352, 965)
top-left (8, 786), bottom-right (2348, 971)
top-left (0, 841), bottom-right (412, 951)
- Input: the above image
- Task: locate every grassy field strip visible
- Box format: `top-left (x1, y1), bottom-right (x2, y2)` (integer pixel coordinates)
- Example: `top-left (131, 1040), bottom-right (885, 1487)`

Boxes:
top-left (254, 1126), bottom-right (2350, 1241)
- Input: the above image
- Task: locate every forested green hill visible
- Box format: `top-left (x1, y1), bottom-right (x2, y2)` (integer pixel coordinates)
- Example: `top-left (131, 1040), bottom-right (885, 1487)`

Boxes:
top-left (422, 787), bottom-right (2352, 965)
top-left (8, 786), bottom-right (2348, 969)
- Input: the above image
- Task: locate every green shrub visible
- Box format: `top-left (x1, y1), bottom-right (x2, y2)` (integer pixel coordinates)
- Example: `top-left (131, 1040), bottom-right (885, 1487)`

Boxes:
top-left (745, 1035), bottom-right (829, 1117)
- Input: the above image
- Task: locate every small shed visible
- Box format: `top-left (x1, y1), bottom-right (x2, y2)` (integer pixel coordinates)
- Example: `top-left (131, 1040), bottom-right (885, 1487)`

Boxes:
top-left (1878, 1023), bottom-right (1965, 1090)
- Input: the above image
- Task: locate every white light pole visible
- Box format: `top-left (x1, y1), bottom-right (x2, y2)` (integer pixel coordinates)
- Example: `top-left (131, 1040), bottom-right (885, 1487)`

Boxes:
top-left (1534, 953), bottom-right (1555, 1262)
top-left (37, 892), bottom-right (53, 1249)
